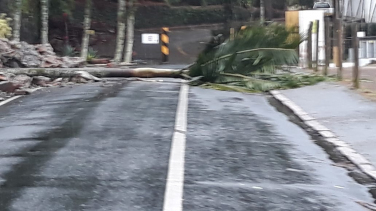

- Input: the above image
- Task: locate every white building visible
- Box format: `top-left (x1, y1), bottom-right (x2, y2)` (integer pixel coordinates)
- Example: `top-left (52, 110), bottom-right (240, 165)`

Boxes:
top-left (342, 0), bottom-right (376, 22)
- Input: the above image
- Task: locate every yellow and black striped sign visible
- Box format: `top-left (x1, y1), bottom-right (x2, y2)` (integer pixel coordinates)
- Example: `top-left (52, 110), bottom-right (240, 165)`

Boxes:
top-left (161, 27), bottom-right (169, 62)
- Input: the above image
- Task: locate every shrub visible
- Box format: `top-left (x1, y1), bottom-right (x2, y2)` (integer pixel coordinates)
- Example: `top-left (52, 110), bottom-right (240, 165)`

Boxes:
top-left (0, 13), bottom-right (12, 38)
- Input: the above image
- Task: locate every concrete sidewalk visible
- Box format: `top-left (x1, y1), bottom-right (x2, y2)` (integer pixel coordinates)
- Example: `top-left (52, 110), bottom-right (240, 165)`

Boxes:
top-left (329, 66), bottom-right (376, 100)
top-left (306, 65), bottom-right (376, 100)
top-left (275, 82), bottom-right (376, 178)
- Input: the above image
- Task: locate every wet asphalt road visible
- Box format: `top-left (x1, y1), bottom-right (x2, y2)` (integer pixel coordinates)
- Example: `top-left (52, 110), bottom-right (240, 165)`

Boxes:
top-left (0, 80), bottom-right (374, 210)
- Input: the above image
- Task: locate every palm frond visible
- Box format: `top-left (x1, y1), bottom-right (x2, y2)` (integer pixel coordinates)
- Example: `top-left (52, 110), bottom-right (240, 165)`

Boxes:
top-left (188, 24), bottom-right (324, 93)
top-left (218, 73), bottom-right (282, 92)
top-left (200, 48), bottom-right (298, 81)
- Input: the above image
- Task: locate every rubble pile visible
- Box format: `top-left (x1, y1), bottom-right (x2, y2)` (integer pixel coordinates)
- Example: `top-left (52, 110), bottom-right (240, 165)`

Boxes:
top-left (0, 71), bottom-right (102, 101)
top-left (0, 38), bottom-right (85, 68)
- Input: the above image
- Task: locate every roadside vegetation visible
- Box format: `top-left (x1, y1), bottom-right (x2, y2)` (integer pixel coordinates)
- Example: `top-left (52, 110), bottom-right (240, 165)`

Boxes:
top-left (0, 14), bottom-right (12, 38)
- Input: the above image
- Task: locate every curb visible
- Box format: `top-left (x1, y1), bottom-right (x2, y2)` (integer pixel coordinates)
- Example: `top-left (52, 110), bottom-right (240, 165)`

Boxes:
top-left (270, 90), bottom-right (376, 181)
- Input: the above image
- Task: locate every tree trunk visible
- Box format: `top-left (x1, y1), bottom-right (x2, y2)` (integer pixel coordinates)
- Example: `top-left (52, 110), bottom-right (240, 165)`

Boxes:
top-left (13, 0), bottom-right (22, 42)
top-left (80, 0), bottom-right (92, 60)
top-left (113, 0), bottom-right (127, 63)
top-left (264, 0), bottom-right (272, 21)
top-left (223, 0), bottom-right (233, 23)
top-left (123, 0), bottom-right (136, 64)
top-left (40, 0), bottom-right (49, 45)
top-left (260, 0), bottom-right (265, 23)
top-left (2, 68), bottom-right (183, 78)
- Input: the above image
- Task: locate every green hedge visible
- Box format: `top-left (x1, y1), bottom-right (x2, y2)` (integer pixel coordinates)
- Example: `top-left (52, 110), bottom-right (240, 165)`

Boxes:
top-left (135, 5), bottom-right (251, 28)
top-left (87, 4), bottom-right (251, 29)
top-left (136, 5), bottom-right (223, 28)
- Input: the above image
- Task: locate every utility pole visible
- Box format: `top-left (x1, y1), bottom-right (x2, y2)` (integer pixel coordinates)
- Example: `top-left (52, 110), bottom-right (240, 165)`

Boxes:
top-left (352, 22), bottom-right (359, 89)
top-left (333, 0), bottom-right (343, 80)
top-left (324, 17), bottom-right (330, 76)
top-left (307, 21), bottom-right (313, 69)
top-left (315, 20), bottom-right (320, 72)
top-left (307, 22), bottom-right (313, 69)
top-left (337, 0), bottom-right (343, 80)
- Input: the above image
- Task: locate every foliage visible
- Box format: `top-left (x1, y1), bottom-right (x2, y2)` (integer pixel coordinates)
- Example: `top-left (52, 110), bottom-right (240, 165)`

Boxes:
top-left (92, 5), bottom-right (251, 29)
top-left (201, 73), bottom-right (326, 92)
top-left (49, 0), bottom-right (75, 17)
top-left (136, 5), bottom-right (251, 28)
top-left (0, 13), bottom-right (12, 38)
top-left (285, 0), bottom-right (314, 8)
top-left (62, 45), bottom-right (77, 57)
top-left (188, 24), bottom-right (325, 92)
top-left (87, 47), bottom-right (98, 61)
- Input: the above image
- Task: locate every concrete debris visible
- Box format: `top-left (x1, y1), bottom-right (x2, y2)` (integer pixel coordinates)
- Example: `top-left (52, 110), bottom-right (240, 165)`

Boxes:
top-left (0, 89), bottom-right (10, 99)
top-left (32, 76), bottom-right (51, 87)
top-left (75, 71), bottom-right (102, 82)
top-left (13, 74), bottom-right (32, 88)
top-left (0, 72), bottom-right (8, 81)
top-left (0, 38), bottom-right (102, 97)
top-left (14, 89), bottom-right (33, 95)
top-left (0, 38), bottom-right (85, 68)
top-left (0, 70), bottom-right (101, 96)
top-left (0, 81), bottom-right (21, 93)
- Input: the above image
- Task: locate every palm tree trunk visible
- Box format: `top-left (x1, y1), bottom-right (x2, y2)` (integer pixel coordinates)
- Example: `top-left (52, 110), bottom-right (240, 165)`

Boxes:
top-left (13, 0), bottom-right (22, 42)
top-left (123, 0), bottom-right (136, 64)
top-left (113, 0), bottom-right (126, 63)
top-left (260, 0), bottom-right (265, 23)
top-left (40, 0), bottom-right (49, 44)
top-left (80, 0), bottom-right (92, 59)
top-left (5, 68), bottom-right (183, 78)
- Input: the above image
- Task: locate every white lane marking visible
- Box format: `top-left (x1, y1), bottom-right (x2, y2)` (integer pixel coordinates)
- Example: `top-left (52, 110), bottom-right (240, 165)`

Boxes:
top-left (174, 84), bottom-right (188, 133)
top-left (163, 83), bottom-right (189, 211)
top-left (0, 96), bottom-right (22, 107)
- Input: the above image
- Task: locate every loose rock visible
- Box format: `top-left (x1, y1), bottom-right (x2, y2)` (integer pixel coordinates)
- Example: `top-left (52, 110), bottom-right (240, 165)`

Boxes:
top-left (77, 77), bottom-right (88, 83)
top-left (0, 72), bottom-right (7, 81)
top-left (12, 75), bottom-right (32, 88)
top-left (0, 38), bottom-right (86, 68)
top-left (32, 76), bottom-right (51, 87)
top-left (53, 78), bottom-right (63, 83)
top-left (0, 81), bottom-right (21, 93)
top-left (75, 71), bottom-right (102, 82)
top-left (14, 88), bottom-right (32, 95)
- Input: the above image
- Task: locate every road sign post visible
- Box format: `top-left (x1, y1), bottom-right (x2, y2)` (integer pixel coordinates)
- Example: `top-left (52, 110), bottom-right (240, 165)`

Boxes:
top-left (161, 27), bottom-right (169, 63)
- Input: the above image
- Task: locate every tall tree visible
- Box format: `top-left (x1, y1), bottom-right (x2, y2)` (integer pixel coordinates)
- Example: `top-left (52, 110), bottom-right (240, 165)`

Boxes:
top-left (41, 0), bottom-right (49, 44)
top-left (13, 0), bottom-right (22, 42)
top-left (81, 0), bottom-right (92, 59)
top-left (114, 0), bottom-right (126, 63)
top-left (260, 0), bottom-right (265, 23)
top-left (123, 0), bottom-right (136, 64)
top-left (264, 0), bottom-right (272, 20)
top-left (223, 0), bottom-right (234, 22)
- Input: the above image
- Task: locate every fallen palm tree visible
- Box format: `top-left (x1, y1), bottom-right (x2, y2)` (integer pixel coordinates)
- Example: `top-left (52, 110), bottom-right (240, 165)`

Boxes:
top-left (187, 23), bottom-right (325, 92)
top-left (0, 68), bottom-right (184, 96)
top-left (2, 68), bottom-right (184, 78)
top-left (1, 24), bottom-right (326, 94)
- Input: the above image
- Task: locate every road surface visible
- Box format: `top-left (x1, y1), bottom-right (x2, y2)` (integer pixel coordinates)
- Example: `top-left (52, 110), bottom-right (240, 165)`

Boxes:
top-left (0, 79), bottom-right (374, 210)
